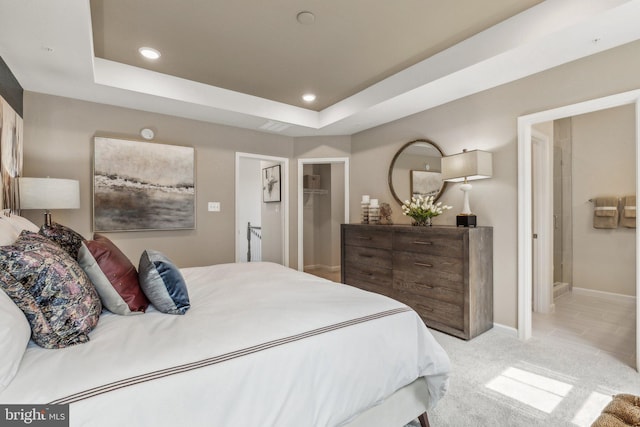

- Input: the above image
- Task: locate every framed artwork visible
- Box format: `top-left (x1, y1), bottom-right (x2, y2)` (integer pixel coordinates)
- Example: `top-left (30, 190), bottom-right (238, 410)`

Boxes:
top-left (0, 95), bottom-right (23, 212)
top-left (410, 170), bottom-right (443, 198)
top-left (93, 137), bottom-right (195, 232)
top-left (262, 164), bottom-right (281, 203)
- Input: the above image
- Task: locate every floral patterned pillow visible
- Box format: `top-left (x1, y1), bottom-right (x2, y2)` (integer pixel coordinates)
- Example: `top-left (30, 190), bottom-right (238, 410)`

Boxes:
top-left (0, 231), bottom-right (102, 349)
top-left (39, 222), bottom-right (85, 259)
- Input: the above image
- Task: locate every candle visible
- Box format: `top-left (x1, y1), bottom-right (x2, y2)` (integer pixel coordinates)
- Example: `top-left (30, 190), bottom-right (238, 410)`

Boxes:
top-left (362, 195), bottom-right (370, 203)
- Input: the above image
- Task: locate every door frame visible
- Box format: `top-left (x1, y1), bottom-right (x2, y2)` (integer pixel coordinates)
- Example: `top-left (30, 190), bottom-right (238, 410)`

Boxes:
top-left (235, 152), bottom-right (290, 267)
top-left (517, 88), bottom-right (640, 370)
top-left (297, 157), bottom-right (350, 272)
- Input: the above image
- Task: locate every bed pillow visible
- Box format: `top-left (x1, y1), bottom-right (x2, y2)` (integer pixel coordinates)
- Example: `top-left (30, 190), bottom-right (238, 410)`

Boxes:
top-left (2, 214), bottom-right (39, 233)
top-left (0, 286), bottom-right (31, 392)
top-left (78, 234), bottom-right (148, 315)
top-left (0, 216), bottom-right (19, 245)
top-left (0, 231), bottom-right (102, 349)
top-left (39, 222), bottom-right (85, 259)
top-left (138, 250), bottom-right (190, 315)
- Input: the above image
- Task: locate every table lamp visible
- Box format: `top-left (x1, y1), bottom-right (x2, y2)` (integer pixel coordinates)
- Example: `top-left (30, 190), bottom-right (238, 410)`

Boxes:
top-left (441, 149), bottom-right (492, 227)
top-left (17, 177), bottom-right (80, 226)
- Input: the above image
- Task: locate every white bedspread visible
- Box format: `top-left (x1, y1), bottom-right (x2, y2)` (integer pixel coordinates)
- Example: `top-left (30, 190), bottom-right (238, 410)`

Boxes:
top-left (1, 262), bottom-right (450, 427)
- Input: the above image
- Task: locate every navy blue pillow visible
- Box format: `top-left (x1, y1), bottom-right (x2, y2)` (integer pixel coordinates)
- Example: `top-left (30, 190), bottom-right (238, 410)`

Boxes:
top-left (138, 250), bottom-right (190, 315)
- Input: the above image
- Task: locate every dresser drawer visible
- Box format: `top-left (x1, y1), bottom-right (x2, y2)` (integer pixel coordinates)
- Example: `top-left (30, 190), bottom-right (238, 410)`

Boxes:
top-left (393, 276), bottom-right (462, 305)
top-left (393, 251), bottom-right (463, 281)
top-left (343, 263), bottom-right (392, 296)
top-left (341, 224), bottom-right (492, 340)
top-left (393, 229), bottom-right (463, 257)
top-left (399, 292), bottom-right (464, 331)
top-left (343, 227), bottom-right (392, 249)
top-left (344, 246), bottom-right (392, 269)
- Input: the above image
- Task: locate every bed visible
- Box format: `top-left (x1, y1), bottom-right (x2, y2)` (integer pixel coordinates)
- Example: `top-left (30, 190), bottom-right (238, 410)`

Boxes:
top-left (0, 224), bottom-right (450, 426)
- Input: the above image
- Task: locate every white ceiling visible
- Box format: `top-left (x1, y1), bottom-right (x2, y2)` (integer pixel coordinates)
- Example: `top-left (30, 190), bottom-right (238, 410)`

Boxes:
top-left (1, 0), bottom-right (640, 137)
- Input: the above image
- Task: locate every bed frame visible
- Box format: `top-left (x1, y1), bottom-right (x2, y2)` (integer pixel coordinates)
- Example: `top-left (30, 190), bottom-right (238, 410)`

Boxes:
top-left (344, 377), bottom-right (431, 427)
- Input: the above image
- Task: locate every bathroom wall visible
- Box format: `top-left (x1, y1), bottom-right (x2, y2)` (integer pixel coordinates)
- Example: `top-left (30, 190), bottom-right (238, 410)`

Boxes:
top-left (572, 104), bottom-right (636, 296)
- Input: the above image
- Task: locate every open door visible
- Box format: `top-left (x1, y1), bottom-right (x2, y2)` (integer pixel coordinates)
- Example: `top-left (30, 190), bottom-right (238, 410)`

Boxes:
top-left (235, 152), bottom-right (289, 266)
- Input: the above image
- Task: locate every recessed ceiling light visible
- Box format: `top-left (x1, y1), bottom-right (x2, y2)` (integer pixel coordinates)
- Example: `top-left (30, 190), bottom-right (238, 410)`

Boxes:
top-left (138, 47), bottom-right (161, 60)
top-left (302, 93), bottom-right (316, 102)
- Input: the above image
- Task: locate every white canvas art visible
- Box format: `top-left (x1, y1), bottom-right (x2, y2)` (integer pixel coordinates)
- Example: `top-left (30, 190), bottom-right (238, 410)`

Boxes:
top-left (93, 137), bottom-right (195, 231)
top-left (410, 170), bottom-right (442, 198)
top-left (262, 164), bottom-right (281, 203)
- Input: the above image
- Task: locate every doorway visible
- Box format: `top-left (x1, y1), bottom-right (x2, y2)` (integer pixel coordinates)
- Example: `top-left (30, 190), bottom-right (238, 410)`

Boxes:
top-left (297, 158), bottom-right (349, 280)
top-left (235, 152), bottom-right (289, 266)
top-left (517, 89), bottom-right (640, 370)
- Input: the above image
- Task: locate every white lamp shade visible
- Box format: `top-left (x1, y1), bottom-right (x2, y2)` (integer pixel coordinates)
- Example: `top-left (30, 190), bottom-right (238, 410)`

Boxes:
top-left (441, 150), bottom-right (493, 182)
top-left (18, 177), bottom-right (80, 210)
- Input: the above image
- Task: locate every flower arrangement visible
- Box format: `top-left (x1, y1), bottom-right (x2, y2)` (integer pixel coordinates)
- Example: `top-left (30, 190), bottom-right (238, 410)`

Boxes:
top-left (401, 195), bottom-right (452, 226)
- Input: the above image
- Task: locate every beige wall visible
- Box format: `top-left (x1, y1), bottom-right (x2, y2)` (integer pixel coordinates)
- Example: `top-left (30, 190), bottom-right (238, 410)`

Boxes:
top-left (23, 92), bottom-right (294, 268)
top-left (21, 39), bottom-right (640, 329)
top-left (572, 105), bottom-right (636, 296)
top-left (350, 40), bottom-right (640, 328)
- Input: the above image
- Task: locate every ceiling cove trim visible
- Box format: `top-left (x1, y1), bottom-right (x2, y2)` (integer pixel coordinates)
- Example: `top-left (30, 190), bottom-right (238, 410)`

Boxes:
top-left (90, 0), bottom-right (640, 134)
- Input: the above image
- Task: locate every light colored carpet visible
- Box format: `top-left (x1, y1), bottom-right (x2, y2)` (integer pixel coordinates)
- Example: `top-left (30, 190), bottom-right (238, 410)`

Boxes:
top-left (404, 328), bottom-right (639, 427)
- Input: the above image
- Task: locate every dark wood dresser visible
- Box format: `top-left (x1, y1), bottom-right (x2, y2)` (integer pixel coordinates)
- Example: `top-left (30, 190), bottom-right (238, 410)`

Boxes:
top-left (341, 224), bottom-right (493, 340)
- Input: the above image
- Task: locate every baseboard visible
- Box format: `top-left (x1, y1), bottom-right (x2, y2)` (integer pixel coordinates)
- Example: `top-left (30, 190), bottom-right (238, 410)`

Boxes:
top-left (492, 323), bottom-right (518, 337)
top-left (304, 264), bottom-right (340, 272)
top-left (572, 287), bottom-right (636, 302)
top-left (304, 264), bottom-right (340, 273)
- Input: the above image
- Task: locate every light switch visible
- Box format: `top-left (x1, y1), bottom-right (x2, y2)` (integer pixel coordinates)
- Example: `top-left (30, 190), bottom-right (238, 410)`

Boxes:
top-left (208, 202), bottom-right (221, 212)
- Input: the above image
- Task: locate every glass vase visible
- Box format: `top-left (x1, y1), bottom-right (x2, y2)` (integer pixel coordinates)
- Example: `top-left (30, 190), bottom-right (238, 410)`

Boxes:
top-left (412, 216), bottom-right (432, 226)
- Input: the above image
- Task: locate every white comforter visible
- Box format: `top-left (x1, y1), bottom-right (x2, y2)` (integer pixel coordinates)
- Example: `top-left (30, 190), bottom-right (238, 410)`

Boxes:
top-left (1, 262), bottom-right (450, 427)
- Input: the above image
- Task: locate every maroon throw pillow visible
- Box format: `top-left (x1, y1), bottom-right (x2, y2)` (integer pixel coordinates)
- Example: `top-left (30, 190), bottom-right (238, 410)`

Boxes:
top-left (81, 234), bottom-right (148, 314)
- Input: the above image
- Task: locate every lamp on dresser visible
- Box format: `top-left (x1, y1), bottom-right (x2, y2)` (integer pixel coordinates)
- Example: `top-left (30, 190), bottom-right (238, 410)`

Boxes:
top-left (441, 149), bottom-right (492, 227)
top-left (17, 177), bottom-right (80, 226)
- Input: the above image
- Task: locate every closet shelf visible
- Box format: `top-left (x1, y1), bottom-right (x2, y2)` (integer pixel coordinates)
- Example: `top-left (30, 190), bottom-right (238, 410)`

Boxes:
top-left (304, 188), bottom-right (329, 195)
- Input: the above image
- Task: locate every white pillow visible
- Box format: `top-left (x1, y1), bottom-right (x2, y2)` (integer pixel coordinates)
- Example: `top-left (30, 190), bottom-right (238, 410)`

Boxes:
top-left (2, 214), bottom-right (39, 234)
top-left (0, 287), bottom-right (31, 391)
top-left (0, 217), bottom-right (19, 245)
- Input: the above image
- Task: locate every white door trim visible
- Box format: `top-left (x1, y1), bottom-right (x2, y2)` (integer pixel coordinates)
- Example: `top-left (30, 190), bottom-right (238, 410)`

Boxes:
top-left (297, 157), bottom-right (350, 272)
top-left (235, 152), bottom-right (290, 267)
top-left (517, 88), bottom-right (640, 370)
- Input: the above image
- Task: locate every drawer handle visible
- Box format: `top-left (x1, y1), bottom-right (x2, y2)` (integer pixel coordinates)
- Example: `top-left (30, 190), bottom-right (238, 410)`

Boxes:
top-left (416, 282), bottom-right (434, 289)
top-left (419, 306), bottom-right (434, 312)
top-left (414, 262), bottom-right (433, 268)
top-left (413, 241), bottom-right (433, 245)
top-left (357, 236), bottom-right (372, 240)
top-left (360, 254), bottom-right (373, 258)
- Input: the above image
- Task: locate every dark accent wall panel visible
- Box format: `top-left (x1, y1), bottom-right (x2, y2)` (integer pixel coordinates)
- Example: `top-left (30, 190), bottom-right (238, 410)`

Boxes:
top-left (0, 56), bottom-right (23, 117)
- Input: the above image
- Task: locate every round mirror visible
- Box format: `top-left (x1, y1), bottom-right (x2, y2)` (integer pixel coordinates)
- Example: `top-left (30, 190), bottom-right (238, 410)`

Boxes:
top-left (388, 139), bottom-right (448, 206)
